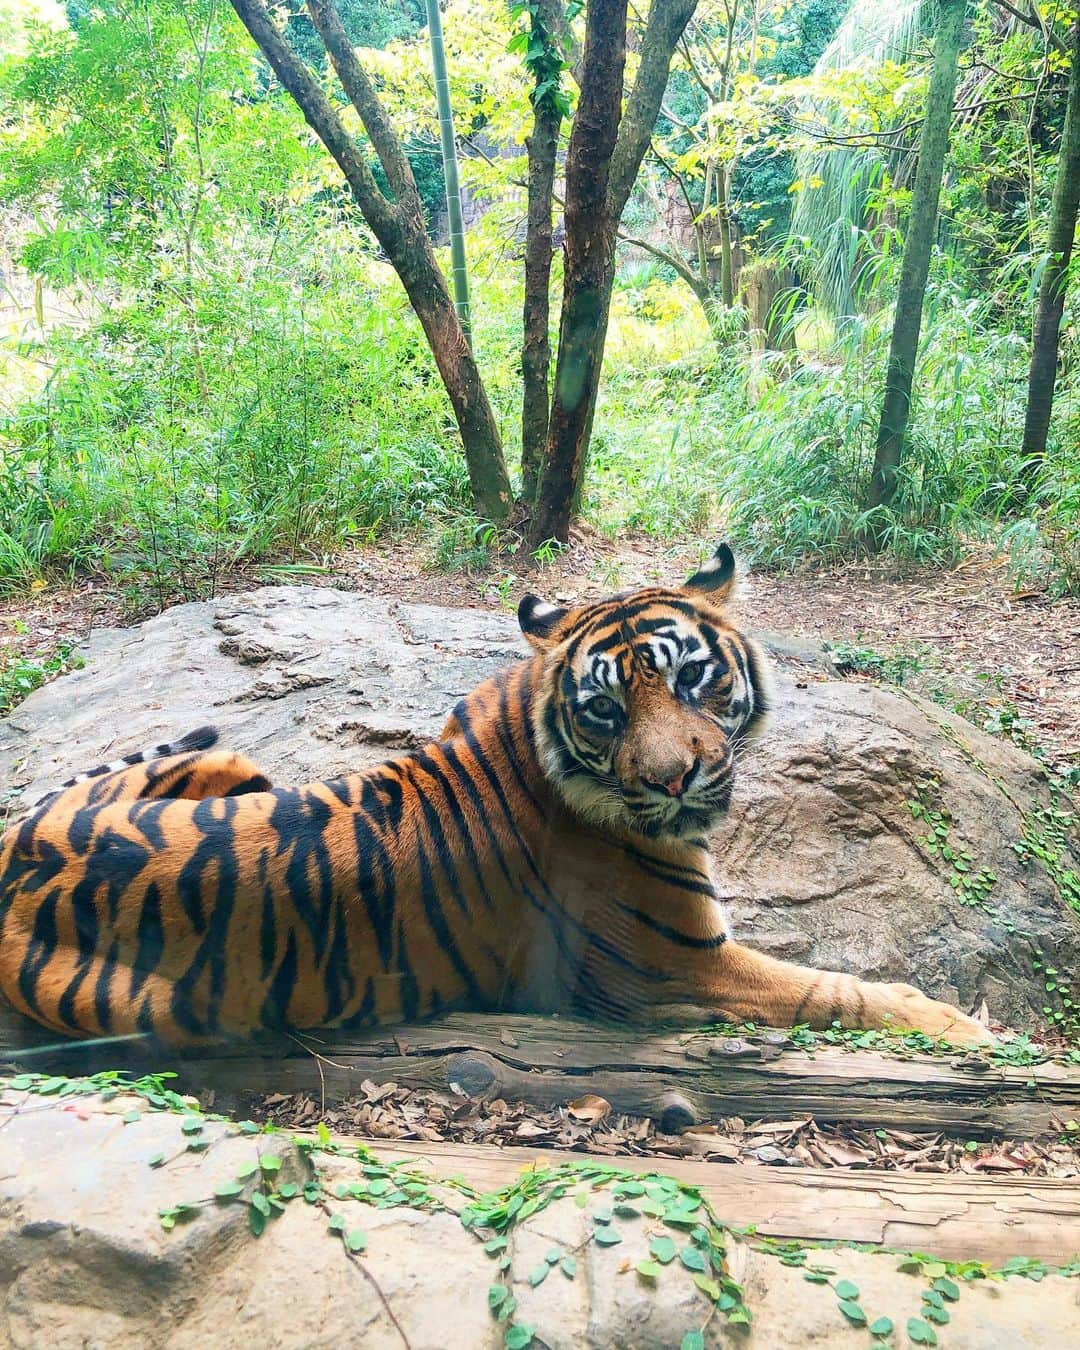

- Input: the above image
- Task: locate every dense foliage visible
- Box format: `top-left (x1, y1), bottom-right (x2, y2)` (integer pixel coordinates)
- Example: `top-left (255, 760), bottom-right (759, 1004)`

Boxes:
top-left (0, 0), bottom-right (1077, 601)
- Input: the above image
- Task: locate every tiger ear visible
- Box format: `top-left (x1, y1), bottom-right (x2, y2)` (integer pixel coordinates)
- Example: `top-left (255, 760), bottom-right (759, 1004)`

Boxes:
top-left (518, 594), bottom-right (569, 650)
top-left (684, 542), bottom-right (737, 600)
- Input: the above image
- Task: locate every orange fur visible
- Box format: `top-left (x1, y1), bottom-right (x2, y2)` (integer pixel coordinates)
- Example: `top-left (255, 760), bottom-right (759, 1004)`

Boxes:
top-left (0, 550), bottom-right (987, 1046)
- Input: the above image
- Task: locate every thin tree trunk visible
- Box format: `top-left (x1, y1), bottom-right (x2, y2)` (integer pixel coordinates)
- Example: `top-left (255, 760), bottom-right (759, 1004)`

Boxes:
top-left (717, 167), bottom-right (735, 308)
top-left (229, 0), bottom-right (511, 520)
top-left (520, 2), bottom-right (565, 508)
top-left (529, 0), bottom-right (699, 548)
top-left (863, 0), bottom-right (966, 524)
top-left (425, 0), bottom-right (471, 342)
top-left (1021, 18), bottom-right (1080, 480)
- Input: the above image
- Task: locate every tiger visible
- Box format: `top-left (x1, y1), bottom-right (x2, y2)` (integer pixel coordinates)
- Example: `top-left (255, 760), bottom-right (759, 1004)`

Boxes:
top-left (0, 544), bottom-right (989, 1047)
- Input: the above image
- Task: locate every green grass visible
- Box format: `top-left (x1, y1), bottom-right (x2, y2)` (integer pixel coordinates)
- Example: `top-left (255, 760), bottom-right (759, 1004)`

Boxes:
top-left (0, 636), bottom-right (83, 715)
top-left (1, 243), bottom-right (1078, 601)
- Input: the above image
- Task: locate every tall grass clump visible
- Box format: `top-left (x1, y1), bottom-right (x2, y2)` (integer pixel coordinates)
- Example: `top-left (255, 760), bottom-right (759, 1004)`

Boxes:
top-left (703, 275), bottom-right (1055, 567)
top-left (0, 234), bottom-right (472, 603)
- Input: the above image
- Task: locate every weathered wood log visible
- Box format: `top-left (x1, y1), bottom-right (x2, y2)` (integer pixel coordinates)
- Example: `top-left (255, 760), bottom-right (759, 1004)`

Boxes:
top-left (337, 1135), bottom-right (1080, 1264)
top-left (4, 1006), bottom-right (1078, 1138)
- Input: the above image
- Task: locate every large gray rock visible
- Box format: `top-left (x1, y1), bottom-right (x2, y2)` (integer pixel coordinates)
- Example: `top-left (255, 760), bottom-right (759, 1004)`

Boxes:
top-left (0, 586), bottom-right (1076, 1028)
top-left (2, 1090), bottom-right (1079, 1348)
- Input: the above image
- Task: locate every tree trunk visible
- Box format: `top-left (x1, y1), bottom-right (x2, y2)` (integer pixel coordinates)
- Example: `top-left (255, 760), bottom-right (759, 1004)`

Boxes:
top-left (229, 0), bottom-right (511, 521)
top-left (528, 0), bottom-right (626, 549)
top-left (425, 0), bottom-right (471, 343)
top-left (520, 3), bottom-right (565, 509)
top-left (717, 167), bottom-right (735, 309)
top-left (528, 0), bottom-right (699, 548)
top-left (863, 0), bottom-right (966, 525)
top-left (1021, 18), bottom-right (1080, 480)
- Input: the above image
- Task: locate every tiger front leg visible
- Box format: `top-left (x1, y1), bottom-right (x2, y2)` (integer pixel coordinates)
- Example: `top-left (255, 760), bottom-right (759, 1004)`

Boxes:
top-left (683, 940), bottom-right (992, 1046)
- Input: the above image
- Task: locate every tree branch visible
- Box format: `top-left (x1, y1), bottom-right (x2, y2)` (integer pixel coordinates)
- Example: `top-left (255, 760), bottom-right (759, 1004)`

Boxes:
top-left (607, 0), bottom-right (700, 219)
top-left (305, 0), bottom-right (422, 218)
top-left (229, 0), bottom-right (403, 245)
top-left (991, 0), bottom-right (1068, 53)
top-left (616, 229), bottom-right (703, 292)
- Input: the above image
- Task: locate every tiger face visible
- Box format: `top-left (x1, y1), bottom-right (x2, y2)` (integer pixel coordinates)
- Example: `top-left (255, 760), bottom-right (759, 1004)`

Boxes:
top-left (520, 544), bottom-right (771, 839)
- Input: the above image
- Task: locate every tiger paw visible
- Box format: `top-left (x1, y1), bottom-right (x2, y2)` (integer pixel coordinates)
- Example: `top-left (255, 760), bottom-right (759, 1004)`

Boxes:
top-left (875, 981), bottom-right (995, 1047)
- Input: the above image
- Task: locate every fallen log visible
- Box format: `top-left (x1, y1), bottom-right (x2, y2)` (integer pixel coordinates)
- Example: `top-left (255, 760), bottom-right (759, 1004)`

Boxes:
top-left (340, 1135), bottom-right (1080, 1264)
top-left (3, 1006), bottom-right (1078, 1137)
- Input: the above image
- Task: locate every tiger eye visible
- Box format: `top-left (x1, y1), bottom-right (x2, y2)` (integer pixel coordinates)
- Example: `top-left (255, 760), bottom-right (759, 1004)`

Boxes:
top-left (586, 695), bottom-right (619, 719)
top-left (676, 661), bottom-right (705, 689)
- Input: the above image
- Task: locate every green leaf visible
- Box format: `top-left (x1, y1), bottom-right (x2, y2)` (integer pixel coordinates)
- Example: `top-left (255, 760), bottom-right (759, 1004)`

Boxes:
top-left (593, 1227), bottom-right (621, 1246)
top-left (574, 1192), bottom-right (589, 1209)
top-left (251, 1191), bottom-right (271, 1217)
top-left (804, 1271), bottom-right (829, 1284)
top-left (122, 1109), bottom-right (141, 1124)
top-left (327, 1214), bottom-right (346, 1233)
top-left (679, 1246), bottom-right (708, 1273)
top-left (346, 1230), bottom-right (366, 1253)
top-left (908, 1317), bottom-right (938, 1345)
top-left (214, 1180), bottom-right (245, 1199)
top-left (560, 1257), bottom-right (577, 1279)
top-left (249, 1202), bottom-right (267, 1237)
top-left (932, 1277), bottom-right (960, 1301)
top-left (484, 1237), bottom-right (509, 1255)
top-left (636, 1259), bottom-right (663, 1279)
top-left (544, 1247), bottom-right (560, 1264)
top-left (504, 1325), bottom-right (534, 1350)
top-left (238, 1120), bottom-right (260, 1134)
top-left (180, 1116), bottom-right (202, 1134)
top-left (923, 1263), bottom-right (947, 1279)
top-left (681, 1334), bottom-right (705, 1350)
top-left (528, 1264), bottom-right (548, 1287)
top-left (488, 1285), bottom-right (507, 1312)
top-left (838, 1300), bottom-right (866, 1326)
top-left (869, 1316), bottom-right (894, 1336)
top-left (922, 1290), bottom-right (944, 1310)
top-left (186, 1139), bottom-right (210, 1153)
top-left (650, 1235), bottom-right (677, 1265)
top-left (236, 1159), bottom-right (258, 1179)
top-left (835, 1279), bottom-right (859, 1300)
top-left (259, 1154), bottom-right (282, 1173)
top-left (693, 1274), bottom-right (720, 1301)
top-left (924, 1307), bottom-right (950, 1326)
top-left (367, 1178), bottom-right (390, 1196)
top-left (277, 1183), bottom-right (298, 1200)
top-left (147, 1152), bottom-right (165, 1168)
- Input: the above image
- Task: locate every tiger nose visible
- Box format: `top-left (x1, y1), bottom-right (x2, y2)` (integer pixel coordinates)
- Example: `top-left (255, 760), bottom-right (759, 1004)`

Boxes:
top-left (641, 758), bottom-right (699, 798)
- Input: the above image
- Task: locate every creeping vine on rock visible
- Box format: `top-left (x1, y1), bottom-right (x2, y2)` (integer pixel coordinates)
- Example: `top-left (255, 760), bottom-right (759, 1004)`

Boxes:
top-left (4, 1069), bottom-right (1080, 1349)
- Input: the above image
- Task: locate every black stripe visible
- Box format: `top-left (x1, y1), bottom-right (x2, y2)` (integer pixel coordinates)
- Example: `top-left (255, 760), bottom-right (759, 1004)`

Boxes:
top-left (129, 881), bottom-right (164, 1001)
top-left (412, 749), bottom-right (495, 914)
top-left (93, 936), bottom-right (120, 1032)
top-left (17, 889), bottom-right (59, 1016)
top-left (413, 822), bottom-right (486, 1006)
top-left (261, 929), bottom-right (299, 1029)
top-left (614, 900), bottom-right (728, 949)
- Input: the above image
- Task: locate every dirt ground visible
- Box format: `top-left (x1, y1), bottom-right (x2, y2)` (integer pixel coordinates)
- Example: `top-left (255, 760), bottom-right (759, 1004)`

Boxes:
top-left (4, 529), bottom-right (1077, 767)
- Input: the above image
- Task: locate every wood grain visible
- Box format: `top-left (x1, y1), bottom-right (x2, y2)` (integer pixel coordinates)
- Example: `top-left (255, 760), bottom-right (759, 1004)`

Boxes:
top-left (326, 1135), bottom-right (1080, 1264)
top-left (3, 1006), bottom-right (1077, 1137)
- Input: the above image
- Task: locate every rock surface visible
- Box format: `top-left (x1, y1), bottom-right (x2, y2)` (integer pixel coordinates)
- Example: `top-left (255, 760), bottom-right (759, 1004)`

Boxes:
top-left (1, 1090), bottom-right (1078, 1348)
top-left (1, 585), bottom-right (1076, 1028)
